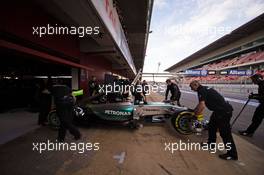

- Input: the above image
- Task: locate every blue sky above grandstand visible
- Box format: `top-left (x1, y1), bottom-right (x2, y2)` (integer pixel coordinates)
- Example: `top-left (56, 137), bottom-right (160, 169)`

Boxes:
top-left (144, 0), bottom-right (264, 73)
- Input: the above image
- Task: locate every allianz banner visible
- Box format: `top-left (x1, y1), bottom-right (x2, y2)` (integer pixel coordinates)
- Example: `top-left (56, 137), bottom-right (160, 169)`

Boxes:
top-left (185, 70), bottom-right (208, 76)
top-left (228, 70), bottom-right (253, 76)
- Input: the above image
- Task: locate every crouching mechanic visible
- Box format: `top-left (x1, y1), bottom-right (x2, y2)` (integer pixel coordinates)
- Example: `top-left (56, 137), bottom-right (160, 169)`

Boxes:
top-left (239, 74), bottom-right (264, 136)
top-left (165, 79), bottom-right (181, 106)
top-left (190, 80), bottom-right (238, 160)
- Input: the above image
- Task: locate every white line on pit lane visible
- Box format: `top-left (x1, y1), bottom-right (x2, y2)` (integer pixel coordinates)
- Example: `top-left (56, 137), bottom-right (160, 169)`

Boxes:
top-left (181, 90), bottom-right (259, 107)
top-left (113, 152), bottom-right (126, 164)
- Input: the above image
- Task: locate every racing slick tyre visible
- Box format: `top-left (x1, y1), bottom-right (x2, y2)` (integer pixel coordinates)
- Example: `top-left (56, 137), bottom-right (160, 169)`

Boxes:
top-left (171, 111), bottom-right (195, 135)
top-left (48, 110), bottom-right (60, 130)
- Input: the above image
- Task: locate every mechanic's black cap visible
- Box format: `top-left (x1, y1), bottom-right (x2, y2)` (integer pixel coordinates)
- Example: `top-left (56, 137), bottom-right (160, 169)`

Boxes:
top-left (166, 79), bottom-right (171, 83)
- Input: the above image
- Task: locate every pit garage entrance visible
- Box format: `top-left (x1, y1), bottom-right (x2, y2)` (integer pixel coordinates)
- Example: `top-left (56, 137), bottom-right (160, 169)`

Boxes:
top-left (0, 48), bottom-right (73, 112)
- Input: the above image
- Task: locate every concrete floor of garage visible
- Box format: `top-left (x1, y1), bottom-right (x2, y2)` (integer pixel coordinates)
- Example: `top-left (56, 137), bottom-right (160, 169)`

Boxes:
top-left (0, 110), bottom-right (39, 145)
top-left (0, 93), bottom-right (263, 175)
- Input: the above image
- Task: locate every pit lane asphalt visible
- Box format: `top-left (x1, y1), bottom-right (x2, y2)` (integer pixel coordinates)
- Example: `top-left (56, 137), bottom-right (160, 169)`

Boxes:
top-left (0, 93), bottom-right (263, 175)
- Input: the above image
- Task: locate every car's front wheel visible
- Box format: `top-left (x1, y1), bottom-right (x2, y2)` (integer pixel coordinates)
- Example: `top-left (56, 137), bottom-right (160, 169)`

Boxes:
top-left (171, 111), bottom-right (195, 135)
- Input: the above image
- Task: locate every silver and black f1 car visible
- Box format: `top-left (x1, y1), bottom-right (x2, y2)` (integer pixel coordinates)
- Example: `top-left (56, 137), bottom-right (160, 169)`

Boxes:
top-left (48, 70), bottom-right (208, 135)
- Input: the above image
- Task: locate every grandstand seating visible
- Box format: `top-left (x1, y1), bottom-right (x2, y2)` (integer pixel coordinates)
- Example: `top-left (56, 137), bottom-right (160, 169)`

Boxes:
top-left (200, 51), bottom-right (264, 70)
top-left (182, 51), bottom-right (264, 84)
top-left (256, 70), bottom-right (264, 77)
top-left (182, 75), bottom-right (245, 84)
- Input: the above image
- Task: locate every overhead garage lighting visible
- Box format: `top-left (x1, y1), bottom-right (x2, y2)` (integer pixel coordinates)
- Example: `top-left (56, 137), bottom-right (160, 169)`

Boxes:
top-left (51, 76), bottom-right (72, 79)
top-left (3, 76), bottom-right (12, 79)
top-left (34, 76), bottom-right (49, 79)
top-left (34, 76), bottom-right (72, 79)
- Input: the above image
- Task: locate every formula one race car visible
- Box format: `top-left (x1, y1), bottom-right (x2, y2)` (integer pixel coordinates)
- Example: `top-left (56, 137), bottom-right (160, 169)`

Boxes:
top-left (48, 99), bottom-right (208, 135)
top-left (48, 70), bottom-right (208, 135)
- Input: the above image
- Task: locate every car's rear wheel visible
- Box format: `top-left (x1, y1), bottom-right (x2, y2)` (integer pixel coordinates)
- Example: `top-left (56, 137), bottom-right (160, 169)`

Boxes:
top-left (171, 111), bottom-right (195, 135)
top-left (48, 110), bottom-right (60, 130)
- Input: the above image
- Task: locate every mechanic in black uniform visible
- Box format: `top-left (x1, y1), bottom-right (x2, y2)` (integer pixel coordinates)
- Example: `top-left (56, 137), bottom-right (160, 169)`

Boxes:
top-left (38, 77), bottom-right (52, 126)
top-left (190, 80), bottom-right (238, 160)
top-left (165, 79), bottom-right (181, 106)
top-left (53, 85), bottom-right (81, 142)
top-left (142, 80), bottom-right (149, 102)
top-left (239, 74), bottom-right (264, 137)
top-left (88, 76), bottom-right (98, 97)
top-left (133, 80), bottom-right (146, 104)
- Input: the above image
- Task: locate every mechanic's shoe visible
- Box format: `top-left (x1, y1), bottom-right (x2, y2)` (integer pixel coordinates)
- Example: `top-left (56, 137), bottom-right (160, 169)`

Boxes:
top-left (219, 153), bottom-right (238, 160)
top-left (238, 130), bottom-right (253, 137)
top-left (200, 142), bottom-right (215, 149)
